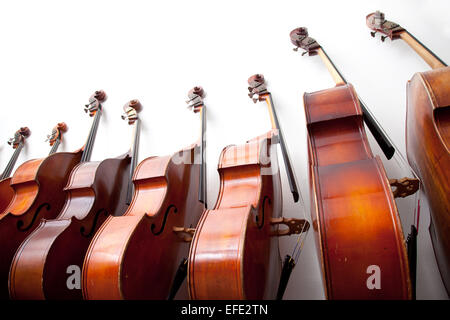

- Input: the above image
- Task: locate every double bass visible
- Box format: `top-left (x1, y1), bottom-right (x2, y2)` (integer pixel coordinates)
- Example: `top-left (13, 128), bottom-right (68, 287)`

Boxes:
top-left (0, 127), bottom-right (31, 214)
top-left (367, 11), bottom-right (450, 295)
top-left (0, 121), bottom-right (76, 300)
top-left (82, 87), bottom-right (206, 300)
top-left (290, 27), bottom-right (420, 299)
top-left (9, 98), bottom-right (139, 300)
top-left (188, 75), bottom-right (309, 300)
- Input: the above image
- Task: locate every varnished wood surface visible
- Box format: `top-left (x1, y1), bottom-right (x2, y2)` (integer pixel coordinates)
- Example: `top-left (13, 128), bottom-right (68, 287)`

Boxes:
top-left (305, 84), bottom-right (411, 299)
top-left (8, 153), bottom-right (130, 300)
top-left (406, 67), bottom-right (450, 294)
top-left (317, 48), bottom-right (346, 86)
top-left (188, 130), bottom-right (282, 299)
top-left (82, 144), bottom-right (204, 300)
top-left (0, 151), bottom-right (82, 299)
top-left (0, 178), bottom-right (14, 214)
top-left (399, 32), bottom-right (446, 70)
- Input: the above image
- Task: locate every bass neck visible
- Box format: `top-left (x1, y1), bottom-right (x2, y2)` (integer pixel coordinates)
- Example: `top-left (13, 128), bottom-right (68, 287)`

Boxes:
top-left (48, 138), bottom-right (61, 156)
top-left (398, 30), bottom-right (447, 70)
top-left (125, 118), bottom-right (141, 205)
top-left (366, 11), bottom-right (447, 70)
top-left (81, 107), bottom-right (102, 163)
top-left (315, 46), bottom-right (396, 159)
top-left (0, 142), bottom-right (23, 180)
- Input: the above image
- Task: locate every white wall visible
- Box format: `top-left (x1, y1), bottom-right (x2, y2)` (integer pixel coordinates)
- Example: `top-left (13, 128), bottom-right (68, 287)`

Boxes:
top-left (0, 0), bottom-right (448, 299)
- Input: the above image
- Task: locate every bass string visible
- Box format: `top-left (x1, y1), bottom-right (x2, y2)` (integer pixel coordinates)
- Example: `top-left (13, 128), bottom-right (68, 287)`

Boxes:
top-left (357, 102), bottom-right (421, 231)
top-left (199, 105), bottom-right (207, 206)
top-left (289, 174), bottom-right (309, 264)
top-left (321, 45), bottom-right (420, 232)
top-left (386, 30), bottom-right (436, 232)
top-left (49, 137), bottom-right (60, 155)
top-left (81, 118), bottom-right (92, 162)
top-left (404, 30), bottom-right (447, 67)
top-left (264, 93), bottom-right (309, 264)
top-left (391, 147), bottom-right (422, 232)
top-left (131, 118), bottom-right (140, 174)
top-left (84, 110), bottom-right (99, 161)
top-left (126, 117), bottom-right (141, 205)
top-left (1, 142), bottom-right (23, 180)
top-left (266, 93), bottom-right (300, 203)
top-left (82, 109), bottom-right (97, 162)
top-left (1, 147), bottom-right (16, 179)
top-left (319, 47), bottom-right (396, 159)
top-left (82, 107), bottom-right (101, 163)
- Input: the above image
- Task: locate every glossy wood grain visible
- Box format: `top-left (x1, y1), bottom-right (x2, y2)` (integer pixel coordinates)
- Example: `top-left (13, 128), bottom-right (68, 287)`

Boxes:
top-left (0, 178), bottom-right (14, 214)
top-left (305, 84), bottom-right (411, 299)
top-left (82, 143), bottom-right (204, 300)
top-left (8, 153), bottom-right (130, 300)
top-left (406, 67), bottom-right (450, 293)
top-left (399, 32), bottom-right (446, 70)
top-left (188, 130), bottom-right (282, 299)
top-left (0, 151), bottom-right (82, 299)
top-left (366, 12), bottom-right (449, 296)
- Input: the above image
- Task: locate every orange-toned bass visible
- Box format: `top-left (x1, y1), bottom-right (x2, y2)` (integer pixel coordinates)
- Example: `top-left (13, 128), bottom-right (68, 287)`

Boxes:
top-left (8, 96), bottom-right (137, 300)
top-left (291, 27), bottom-right (419, 299)
top-left (367, 11), bottom-right (450, 295)
top-left (0, 91), bottom-right (103, 300)
top-left (82, 87), bottom-right (206, 300)
top-left (188, 76), bottom-right (309, 300)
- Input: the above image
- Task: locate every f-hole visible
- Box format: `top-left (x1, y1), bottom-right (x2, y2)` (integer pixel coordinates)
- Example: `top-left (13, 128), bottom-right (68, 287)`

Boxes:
top-left (17, 203), bottom-right (51, 232)
top-left (80, 209), bottom-right (108, 238)
top-left (256, 196), bottom-right (271, 229)
top-left (150, 204), bottom-right (178, 236)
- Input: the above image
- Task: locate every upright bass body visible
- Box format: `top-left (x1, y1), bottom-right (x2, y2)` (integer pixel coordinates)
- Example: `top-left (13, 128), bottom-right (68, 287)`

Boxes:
top-left (83, 144), bottom-right (203, 300)
top-left (406, 67), bottom-right (450, 292)
top-left (0, 150), bottom-right (82, 299)
top-left (305, 84), bottom-right (411, 299)
top-left (189, 131), bottom-right (282, 300)
top-left (8, 153), bottom-right (130, 300)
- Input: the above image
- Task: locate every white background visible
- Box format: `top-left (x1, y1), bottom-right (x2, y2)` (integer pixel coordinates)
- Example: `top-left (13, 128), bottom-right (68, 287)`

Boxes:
top-left (0, 0), bottom-right (449, 299)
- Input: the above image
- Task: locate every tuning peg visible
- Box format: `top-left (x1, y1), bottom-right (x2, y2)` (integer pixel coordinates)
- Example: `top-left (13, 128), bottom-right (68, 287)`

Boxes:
top-left (247, 74), bottom-right (268, 103)
top-left (247, 91), bottom-right (259, 103)
top-left (84, 100), bottom-right (96, 113)
top-left (121, 100), bottom-right (141, 125)
top-left (381, 36), bottom-right (387, 42)
top-left (293, 47), bottom-right (299, 52)
top-left (370, 31), bottom-right (376, 37)
top-left (122, 113), bottom-right (138, 121)
top-left (186, 86), bottom-right (205, 111)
